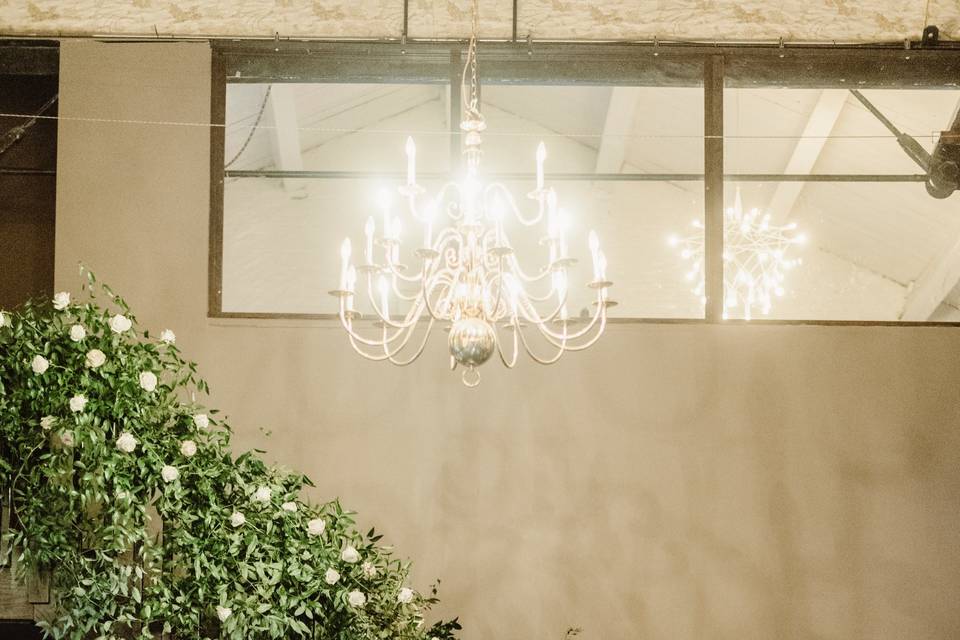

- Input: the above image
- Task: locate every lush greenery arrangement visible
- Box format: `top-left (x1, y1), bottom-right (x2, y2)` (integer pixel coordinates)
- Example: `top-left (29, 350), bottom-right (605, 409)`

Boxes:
top-left (0, 272), bottom-right (460, 640)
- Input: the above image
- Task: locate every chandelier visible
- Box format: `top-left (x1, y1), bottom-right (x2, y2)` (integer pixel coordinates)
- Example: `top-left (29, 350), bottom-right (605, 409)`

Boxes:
top-left (330, 2), bottom-right (614, 387)
top-left (669, 188), bottom-right (805, 320)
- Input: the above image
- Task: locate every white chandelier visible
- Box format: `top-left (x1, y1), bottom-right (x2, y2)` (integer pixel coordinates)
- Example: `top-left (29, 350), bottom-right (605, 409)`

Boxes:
top-left (330, 4), bottom-right (614, 387)
top-left (669, 188), bottom-right (805, 320)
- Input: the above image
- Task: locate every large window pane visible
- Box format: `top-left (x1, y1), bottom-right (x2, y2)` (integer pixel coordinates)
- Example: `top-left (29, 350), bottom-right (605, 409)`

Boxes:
top-left (222, 177), bottom-right (704, 318)
top-left (226, 83), bottom-right (450, 174)
top-left (481, 85), bottom-right (703, 174)
top-left (722, 87), bottom-right (960, 321)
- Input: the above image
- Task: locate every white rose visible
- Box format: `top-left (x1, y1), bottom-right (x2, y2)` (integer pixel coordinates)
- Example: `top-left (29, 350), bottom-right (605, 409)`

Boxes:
top-left (161, 465), bottom-right (179, 483)
top-left (281, 501), bottom-right (298, 513)
top-left (397, 587), bottom-right (414, 604)
top-left (180, 440), bottom-right (197, 458)
top-left (307, 518), bottom-right (325, 537)
top-left (60, 431), bottom-right (75, 447)
top-left (216, 606), bottom-right (232, 622)
top-left (253, 486), bottom-right (272, 503)
top-left (53, 291), bottom-right (70, 310)
top-left (341, 545), bottom-right (360, 564)
top-left (159, 329), bottom-right (176, 345)
top-left (193, 414), bottom-right (209, 429)
top-left (31, 355), bottom-right (49, 374)
top-left (347, 590), bottom-right (366, 608)
top-left (361, 561), bottom-right (377, 578)
top-left (139, 371), bottom-right (157, 392)
top-left (116, 431), bottom-right (137, 453)
top-left (69, 394), bottom-right (87, 413)
top-left (230, 512), bottom-right (246, 528)
top-left (85, 349), bottom-right (106, 368)
top-left (109, 313), bottom-right (132, 334)
top-left (40, 415), bottom-right (56, 430)
top-left (324, 568), bottom-right (340, 585)
top-left (69, 324), bottom-right (86, 341)
top-left (0, 311), bottom-right (6, 327)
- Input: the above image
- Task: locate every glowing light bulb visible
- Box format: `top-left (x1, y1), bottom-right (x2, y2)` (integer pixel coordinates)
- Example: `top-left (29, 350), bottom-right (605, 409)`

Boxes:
top-left (536, 141), bottom-right (546, 191)
top-left (364, 217), bottom-right (375, 263)
top-left (339, 238), bottom-right (351, 289)
top-left (405, 136), bottom-right (416, 186)
top-left (345, 265), bottom-right (357, 311)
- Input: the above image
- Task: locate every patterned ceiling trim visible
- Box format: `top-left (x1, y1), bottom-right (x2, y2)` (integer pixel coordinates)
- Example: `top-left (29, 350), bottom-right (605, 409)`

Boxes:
top-left (0, 0), bottom-right (958, 41)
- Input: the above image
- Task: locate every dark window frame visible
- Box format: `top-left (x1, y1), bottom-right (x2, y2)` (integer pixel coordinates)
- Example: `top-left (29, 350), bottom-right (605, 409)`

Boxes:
top-left (209, 40), bottom-right (960, 325)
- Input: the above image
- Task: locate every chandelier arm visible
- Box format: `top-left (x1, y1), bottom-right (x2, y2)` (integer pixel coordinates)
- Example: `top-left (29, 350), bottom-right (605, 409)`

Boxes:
top-left (505, 250), bottom-right (553, 285)
top-left (421, 269), bottom-right (453, 321)
top-left (535, 306), bottom-right (609, 352)
top-left (362, 274), bottom-right (426, 331)
top-left (516, 321), bottom-right (567, 365)
top-left (387, 317), bottom-right (437, 366)
top-left (382, 246), bottom-right (425, 285)
top-left (529, 289), bottom-right (608, 343)
top-left (494, 322), bottom-right (521, 368)
top-left (346, 326), bottom-right (422, 362)
top-left (338, 303), bottom-right (421, 348)
top-left (515, 283), bottom-right (568, 325)
top-left (484, 183), bottom-right (544, 227)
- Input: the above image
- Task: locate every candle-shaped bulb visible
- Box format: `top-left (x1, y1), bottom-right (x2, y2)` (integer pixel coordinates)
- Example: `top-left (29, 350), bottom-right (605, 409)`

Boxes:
top-left (346, 265), bottom-right (356, 291)
top-left (598, 251), bottom-right (608, 280)
top-left (339, 238), bottom-right (351, 289)
top-left (547, 189), bottom-right (558, 238)
top-left (558, 210), bottom-right (568, 258)
top-left (405, 136), bottom-right (416, 186)
top-left (379, 188), bottom-right (391, 234)
top-left (536, 141), bottom-right (546, 190)
top-left (553, 270), bottom-right (568, 299)
top-left (345, 265), bottom-right (357, 312)
top-left (424, 200), bottom-right (437, 249)
top-left (364, 217), bottom-right (375, 263)
top-left (588, 230), bottom-right (600, 280)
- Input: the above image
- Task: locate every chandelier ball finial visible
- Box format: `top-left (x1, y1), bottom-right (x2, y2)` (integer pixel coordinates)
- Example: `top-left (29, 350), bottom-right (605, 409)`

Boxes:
top-left (448, 317), bottom-right (497, 367)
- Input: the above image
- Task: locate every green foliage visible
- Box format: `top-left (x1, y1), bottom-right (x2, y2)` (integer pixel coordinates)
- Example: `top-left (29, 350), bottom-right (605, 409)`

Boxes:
top-left (0, 272), bottom-right (459, 640)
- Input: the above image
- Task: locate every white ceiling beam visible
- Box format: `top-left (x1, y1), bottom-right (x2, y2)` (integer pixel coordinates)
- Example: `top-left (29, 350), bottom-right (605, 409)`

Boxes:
top-left (267, 84), bottom-right (306, 198)
top-left (901, 234), bottom-right (960, 320)
top-left (767, 89), bottom-right (848, 224)
top-left (595, 87), bottom-right (642, 173)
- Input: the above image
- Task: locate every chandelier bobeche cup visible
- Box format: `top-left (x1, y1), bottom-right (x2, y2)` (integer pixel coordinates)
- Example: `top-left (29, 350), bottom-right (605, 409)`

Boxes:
top-left (331, 19), bottom-right (614, 387)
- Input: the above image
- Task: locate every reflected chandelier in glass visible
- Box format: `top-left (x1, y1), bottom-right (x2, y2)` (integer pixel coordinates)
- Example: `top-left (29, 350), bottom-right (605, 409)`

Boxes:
top-left (669, 187), bottom-right (805, 320)
top-left (330, 3), bottom-right (615, 387)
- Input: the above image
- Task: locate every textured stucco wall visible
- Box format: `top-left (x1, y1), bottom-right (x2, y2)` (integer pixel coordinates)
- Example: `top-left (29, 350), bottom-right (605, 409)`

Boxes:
top-left (53, 40), bottom-right (960, 640)
top-left (2, 0), bottom-right (960, 41)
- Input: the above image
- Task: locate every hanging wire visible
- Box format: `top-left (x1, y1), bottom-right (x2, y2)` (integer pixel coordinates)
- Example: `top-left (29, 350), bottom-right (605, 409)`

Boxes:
top-left (0, 94), bottom-right (59, 157)
top-left (224, 84), bottom-right (271, 168)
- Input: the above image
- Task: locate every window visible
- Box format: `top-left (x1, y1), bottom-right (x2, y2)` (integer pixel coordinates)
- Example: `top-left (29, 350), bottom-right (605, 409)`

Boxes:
top-left (210, 42), bottom-right (960, 324)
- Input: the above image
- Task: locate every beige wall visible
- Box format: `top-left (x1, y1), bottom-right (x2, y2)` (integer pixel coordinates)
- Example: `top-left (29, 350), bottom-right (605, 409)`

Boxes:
top-left (55, 41), bottom-right (960, 640)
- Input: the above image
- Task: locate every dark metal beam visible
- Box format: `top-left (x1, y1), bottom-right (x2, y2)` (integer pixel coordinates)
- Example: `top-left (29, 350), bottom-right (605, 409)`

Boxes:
top-left (215, 40), bottom-right (960, 89)
top-left (704, 55), bottom-right (724, 322)
top-left (0, 41), bottom-right (59, 76)
top-left (0, 167), bottom-right (55, 175)
top-left (223, 169), bottom-right (929, 183)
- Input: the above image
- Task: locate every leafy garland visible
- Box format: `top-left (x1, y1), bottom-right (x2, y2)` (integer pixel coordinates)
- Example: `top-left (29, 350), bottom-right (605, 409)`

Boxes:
top-left (0, 272), bottom-right (461, 640)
